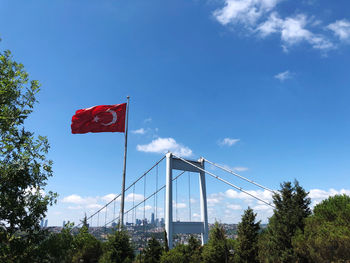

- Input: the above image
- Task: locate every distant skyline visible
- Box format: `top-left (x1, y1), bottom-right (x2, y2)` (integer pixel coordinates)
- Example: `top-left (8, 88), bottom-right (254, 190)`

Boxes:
top-left (1, 0), bottom-right (349, 226)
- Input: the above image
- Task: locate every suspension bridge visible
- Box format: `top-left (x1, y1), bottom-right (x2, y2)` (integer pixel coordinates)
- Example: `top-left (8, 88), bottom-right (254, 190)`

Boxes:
top-left (70, 152), bottom-right (276, 249)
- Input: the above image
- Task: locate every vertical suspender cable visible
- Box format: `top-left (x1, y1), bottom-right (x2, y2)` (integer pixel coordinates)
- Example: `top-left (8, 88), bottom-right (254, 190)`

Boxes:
top-left (176, 177), bottom-right (178, 221)
top-left (154, 165), bottom-right (158, 225)
top-left (113, 199), bottom-right (116, 225)
top-left (153, 167), bottom-right (156, 224)
top-left (188, 172), bottom-right (191, 222)
top-left (105, 206), bottom-right (108, 232)
top-left (143, 175), bottom-right (146, 225)
top-left (132, 184), bottom-right (135, 225)
top-left (97, 211), bottom-right (100, 227)
top-left (144, 177), bottom-right (146, 223)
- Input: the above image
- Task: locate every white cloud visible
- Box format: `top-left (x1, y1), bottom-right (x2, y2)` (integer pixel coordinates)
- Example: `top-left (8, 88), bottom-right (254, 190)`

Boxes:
top-left (213, 0), bottom-right (280, 27)
top-left (274, 70), bottom-right (292, 81)
top-left (207, 193), bottom-right (225, 206)
top-left (138, 205), bottom-right (152, 211)
top-left (125, 193), bottom-right (144, 202)
top-left (62, 194), bottom-right (87, 205)
top-left (207, 197), bottom-right (222, 206)
top-left (86, 204), bottom-right (103, 210)
top-left (259, 14), bottom-right (334, 50)
top-left (137, 137), bottom-right (193, 157)
top-left (279, 15), bottom-right (312, 44)
top-left (144, 118), bottom-right (152, 123)
top-left (309, 188), bottom-right (350, 200)
top-left (253, 204), bottom-right (272, 211)
top-left (132, 128), bottom-right (146, 135)
top-left (219, 138), bottom-right (240, 146)
top-left (67, 206), bottom-right (83, 210)
top-left (227, 204), bottom-right (242, 210)
top-left (213, 1), bottom-right (343, 52)
top-left (102, 193), bottom-right (117, 202)
top-left (327, 19), bottom-right (350, 41)
top-left (257, 12), bottom-right (282, 36)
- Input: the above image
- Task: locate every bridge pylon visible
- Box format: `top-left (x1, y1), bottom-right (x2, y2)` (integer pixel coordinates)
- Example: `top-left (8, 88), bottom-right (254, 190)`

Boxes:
top-left (165, 152), bottom-right (209, 249)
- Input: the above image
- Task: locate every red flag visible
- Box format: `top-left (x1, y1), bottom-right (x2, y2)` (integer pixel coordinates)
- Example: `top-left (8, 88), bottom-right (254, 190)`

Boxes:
top-left (71, 103), bottom-right (126, 134)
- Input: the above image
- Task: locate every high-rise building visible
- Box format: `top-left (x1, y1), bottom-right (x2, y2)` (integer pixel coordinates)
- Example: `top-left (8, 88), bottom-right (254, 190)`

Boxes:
top-left (151, 213), bottom-right (155, 225)
top-left (63, 220), bottom-right (66, 227)
top-left (40, 219), bottom-right (44, 228)
top-left (44, 219), bottom-right (48, 228)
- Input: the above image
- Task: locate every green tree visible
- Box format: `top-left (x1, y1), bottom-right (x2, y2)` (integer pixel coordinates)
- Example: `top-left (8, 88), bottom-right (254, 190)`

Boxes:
top-left (258, 180), bottom-right (311, 262)
top-left (159, 236), bottom-right (202, 263)
top-left (202, 222), bottom-right (233, 263)
top-left (99, 229), bottom-right (134, 263)
top-left (144, 236), bottom-right (163, 263)
top-left (187, 235), bottom-right (202, 263)
top-left (0, 47), bottom-right (57, 262)
top-left (71, 225), bottom-right (102, 263)
top-left (236, 207), bottom-right (260, 263)
top-left (160, 244), bottom-right (189, 263)
top-left (35, 222), bottom-right (74, 263)
top-left (293, 194), bottom-right (350, 262)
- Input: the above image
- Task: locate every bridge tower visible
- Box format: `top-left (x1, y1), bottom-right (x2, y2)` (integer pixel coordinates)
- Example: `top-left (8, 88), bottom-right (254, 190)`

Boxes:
top-left (165, 152), bottom-right (209, 249)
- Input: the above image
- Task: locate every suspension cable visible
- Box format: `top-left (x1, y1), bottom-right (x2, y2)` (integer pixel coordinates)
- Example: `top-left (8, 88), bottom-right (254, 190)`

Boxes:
top-left (173, 154), bottom-right (275, 208)
top-left (104, 171), bottom-right (186, 227)
top-left (203, 158), bottom-right (275, 194)
top-left (74, 155), bottom-right (166, 229)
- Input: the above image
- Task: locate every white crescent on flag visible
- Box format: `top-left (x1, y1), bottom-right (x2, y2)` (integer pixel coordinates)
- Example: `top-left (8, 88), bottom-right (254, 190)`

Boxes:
top-left (102, 109), bottom-right (118, 126)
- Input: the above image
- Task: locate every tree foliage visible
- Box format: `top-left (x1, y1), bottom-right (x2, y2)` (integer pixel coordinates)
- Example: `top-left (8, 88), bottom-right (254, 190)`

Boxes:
top-left (160, 244), bottom-right (189, 263)
top-left (99, 229), bottom-right (134, 263)
top-left (0, 47), bottom-right (57, 262)
top-left (144, 236), bottom-right (163, 263)
top-left (202, 222), bottom-right (233, 263)
top-left (258, 180), bottom-right (311, 262)
top-left (71, 226), bottom-right (102, 263)
top-left (35, 223), bottom-right (74, 263)
top-left (293, 194), bottom-right (350, 262)
top-left (236, 207), bottom-right (260, 263)
top-left (160, 235), bottom-right (202, 263)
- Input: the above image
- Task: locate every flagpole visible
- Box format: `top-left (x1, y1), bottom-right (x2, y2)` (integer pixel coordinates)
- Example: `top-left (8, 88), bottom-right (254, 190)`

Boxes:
top-left (119, 96), bottom-right (130, 230)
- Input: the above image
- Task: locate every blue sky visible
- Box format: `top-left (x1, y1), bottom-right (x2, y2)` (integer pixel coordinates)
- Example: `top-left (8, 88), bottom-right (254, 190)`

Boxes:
top-left (1, 0), bottom-right (350, 226)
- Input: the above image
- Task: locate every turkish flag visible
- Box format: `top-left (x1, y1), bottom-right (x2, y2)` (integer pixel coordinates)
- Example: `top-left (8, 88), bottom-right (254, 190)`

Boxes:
top-left (71, 103), bottom-right (126, 134)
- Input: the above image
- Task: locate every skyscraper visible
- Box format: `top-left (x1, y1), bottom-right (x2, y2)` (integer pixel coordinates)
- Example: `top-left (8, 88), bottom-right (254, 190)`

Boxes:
top-left (151, 213), bottom-right (155, 225)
